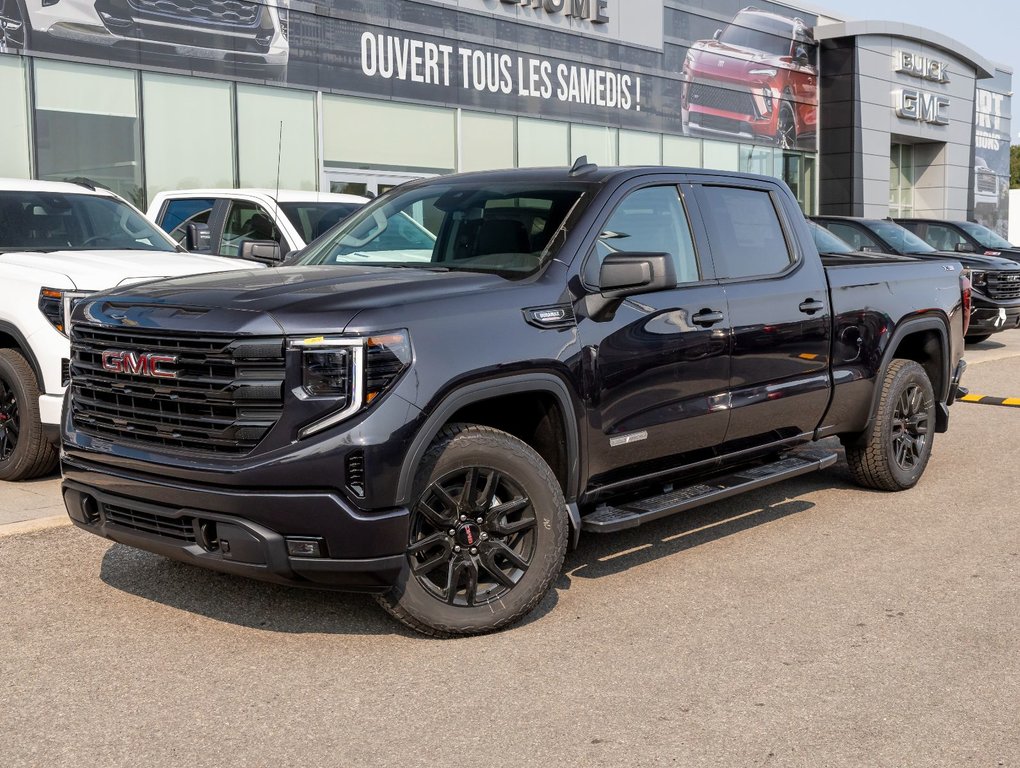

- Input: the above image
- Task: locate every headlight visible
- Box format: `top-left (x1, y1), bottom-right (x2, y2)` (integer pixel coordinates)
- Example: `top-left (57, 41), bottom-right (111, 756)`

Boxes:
top-left (292, 330), bottom-right (411, 438)
top-left (749, 68), bottom-right (778, 77)
top-left (968, 271), bottom-right (987, 289)
top-left (277, 6), bottom-right (289, 39)
top-left (38, 287), bottom-right (90, 337)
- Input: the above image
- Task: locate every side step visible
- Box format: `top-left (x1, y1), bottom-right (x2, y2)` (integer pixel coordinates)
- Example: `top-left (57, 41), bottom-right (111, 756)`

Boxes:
top-left (581, 448), bottom-right (838, 533)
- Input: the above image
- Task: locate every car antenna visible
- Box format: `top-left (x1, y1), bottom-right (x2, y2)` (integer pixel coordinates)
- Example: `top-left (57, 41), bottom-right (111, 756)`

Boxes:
top-left (569, 155), bottom-right (598, 176)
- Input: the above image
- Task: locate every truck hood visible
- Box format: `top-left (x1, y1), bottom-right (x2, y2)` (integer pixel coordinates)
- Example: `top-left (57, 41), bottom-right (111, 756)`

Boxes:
top-left (924, 250), bottom-right (1020, 270)
top-left (80, 265), bottom-right (518, 336)
top-left (688, 40), bottom-right (808, 78)
top-left (0, 249), bottom-right (255, 290)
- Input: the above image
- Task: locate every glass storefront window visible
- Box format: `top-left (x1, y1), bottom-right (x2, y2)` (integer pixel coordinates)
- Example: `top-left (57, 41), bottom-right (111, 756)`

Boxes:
top-left (237, 85), bottom-right (317, 190)
top-left (739, 144), bottom-right (774, 176)
top-left (143, 73), bottom-right (234, 203)
top-left (890, 143), bottom-right (915, 217)
top-left (570, 124), bottom-right (618, 166)
top-left (663, 135), bottom-right (702, 167)
top-left (34, 60), bottom-right (142, 205)
top-left (618, 130), bottom-right (662, 165)
top-left (461, 112), bottom-right (515, 172)
top-left (702, 140), bottom-right (739, 171)
top-left (322, 95), bottom-right (455, 174)
top-left (779, 151), bottom-right (816, 214)
top-left (517, 119), bottom-right (569, 167)
top-left (0, 57), bottom-right (30, 179)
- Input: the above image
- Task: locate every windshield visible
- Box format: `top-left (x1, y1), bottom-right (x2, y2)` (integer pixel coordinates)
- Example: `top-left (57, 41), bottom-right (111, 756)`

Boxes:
top-left (280, 201), bottom-right (364, 244)
top-left (958, 221), bottom-right (1014, 250)
top-left (298, 182), bottom-right (587, 276)
top-left (867, 220), bottom-right (935, 254)
top-left (809, 221), bottom-right (854, 254)
top-left (0, 191), bottom-right (174, 253)
top-left (719, 15), bottom-right (795, 56)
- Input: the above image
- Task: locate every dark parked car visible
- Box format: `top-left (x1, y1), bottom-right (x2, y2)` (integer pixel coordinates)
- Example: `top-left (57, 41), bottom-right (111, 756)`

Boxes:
top-left (813, 216), bottom-right (1020, 342)
top-left (63, 165), bottom-right (968, 636)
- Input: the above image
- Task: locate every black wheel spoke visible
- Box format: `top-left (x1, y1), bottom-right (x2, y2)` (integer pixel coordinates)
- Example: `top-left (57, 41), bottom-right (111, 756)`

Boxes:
top-left (478, 547), bottom-right (516, 588)
top-left (460, 467), bottom-right (478, 511)
top-left (418, 497), bottom-right (455, 529)
top-left (487, 539), bottom-right (529, 571)
top-left (446, 557), bottom-right (479, 606)
top-left (478, 469), bottom-right (500, 511)
top-left (486, 495), bottom-right (530, 522)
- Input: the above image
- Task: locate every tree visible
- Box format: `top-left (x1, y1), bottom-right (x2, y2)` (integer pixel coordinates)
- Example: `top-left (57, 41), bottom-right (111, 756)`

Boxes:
top-left (1011, 145), bottom-right (1020, 188)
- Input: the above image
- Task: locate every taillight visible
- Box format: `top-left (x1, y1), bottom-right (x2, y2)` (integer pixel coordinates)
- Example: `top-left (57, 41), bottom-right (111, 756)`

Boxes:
top-left (960, 273), bottom-right (972, 337)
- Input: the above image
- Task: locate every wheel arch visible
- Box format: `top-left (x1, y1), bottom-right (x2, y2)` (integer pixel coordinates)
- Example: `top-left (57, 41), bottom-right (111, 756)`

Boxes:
top-left (865, 315), bottom-right (950, 434)
top-left (0, 321), bottom-right (44, 389)
top-left (395, 373), bottom-right (582, 508)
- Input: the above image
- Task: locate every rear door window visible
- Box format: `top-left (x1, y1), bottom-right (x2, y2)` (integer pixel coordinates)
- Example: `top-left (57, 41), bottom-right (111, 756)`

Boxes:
top-left (698, 186), bottom-right (793, 279)
top-left (823, 222), bottom-right (881, 252)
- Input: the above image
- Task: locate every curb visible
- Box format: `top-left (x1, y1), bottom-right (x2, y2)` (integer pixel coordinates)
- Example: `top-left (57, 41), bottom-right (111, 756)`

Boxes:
top-left (0, 514), bottom-right (71, 538)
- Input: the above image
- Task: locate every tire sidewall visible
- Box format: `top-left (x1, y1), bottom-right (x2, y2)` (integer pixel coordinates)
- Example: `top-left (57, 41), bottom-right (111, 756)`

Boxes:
top-left (389, 428), bottom-right (567, 635)
top-left (0, 349), bottom-right (47, 481)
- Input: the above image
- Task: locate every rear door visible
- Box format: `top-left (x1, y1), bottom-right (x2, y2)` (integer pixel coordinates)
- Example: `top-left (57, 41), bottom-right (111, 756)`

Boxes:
top-left (691, 179), bottom-right (831, 448)
top-left (577, 178), bottom-right (731, 486)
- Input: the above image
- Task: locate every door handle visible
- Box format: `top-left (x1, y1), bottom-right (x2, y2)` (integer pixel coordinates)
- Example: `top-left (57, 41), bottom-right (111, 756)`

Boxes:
top-left (798, 298), bottom-right (825, 315)
top-left (691, 309), bottom-right (725, 327)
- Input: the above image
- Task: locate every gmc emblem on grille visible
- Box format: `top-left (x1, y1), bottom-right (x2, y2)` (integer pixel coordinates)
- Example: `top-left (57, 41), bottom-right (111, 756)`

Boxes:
top-left (1004, 275), bottom-right (1020, 282)
top-left (101, 350), bottom-right (179, 379)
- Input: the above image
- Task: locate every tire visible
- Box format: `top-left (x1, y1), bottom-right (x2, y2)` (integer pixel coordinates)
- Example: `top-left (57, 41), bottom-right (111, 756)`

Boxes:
top-left (965, 333), bottom-right (992, 344)
top-left (842, 359), bottom-right (935, 492)
top-left (776, 101), bottom-right (797, 149)
top-left (377, 424), bottom-right (568, 637)
top-left (0, 349), bottom-right (58, 482)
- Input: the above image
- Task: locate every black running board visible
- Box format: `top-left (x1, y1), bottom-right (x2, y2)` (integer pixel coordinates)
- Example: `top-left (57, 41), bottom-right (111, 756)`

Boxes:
top-left (581, 449), bottom-right (838, 533)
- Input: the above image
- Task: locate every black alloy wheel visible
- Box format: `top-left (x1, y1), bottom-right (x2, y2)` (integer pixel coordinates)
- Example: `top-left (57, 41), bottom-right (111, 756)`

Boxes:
top-left (0, 374), bottom-right (19, 463)
top-left (842, 358), bottom-right (936, 491)
top-left (408, 466), bottom-right (537, 607)
top-left (377, 424), bottom-right (568, 637)
top-left (777, 102), bottom-right (797, 150)
top-left (890, 383), bottom-right (929, 471)
top-left (0, 0), bottom-right (27, 53)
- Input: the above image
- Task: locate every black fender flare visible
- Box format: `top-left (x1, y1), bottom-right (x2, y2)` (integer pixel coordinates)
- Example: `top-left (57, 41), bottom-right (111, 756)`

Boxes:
top-left (395, 373), bottom-right (582, 508)
top-left (0, 321), bottom-right (45, 389)
top-left (864, 315), bottom-right (951, 435)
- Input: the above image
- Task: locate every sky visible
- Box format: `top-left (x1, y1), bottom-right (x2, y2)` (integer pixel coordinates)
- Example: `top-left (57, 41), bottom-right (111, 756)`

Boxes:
top-left (809, 0), bottom-right (1020, 135)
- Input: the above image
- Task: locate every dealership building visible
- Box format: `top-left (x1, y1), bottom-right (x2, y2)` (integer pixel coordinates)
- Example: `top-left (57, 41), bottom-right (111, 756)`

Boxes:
top-left (0, 0), bottom-right (1012, 233)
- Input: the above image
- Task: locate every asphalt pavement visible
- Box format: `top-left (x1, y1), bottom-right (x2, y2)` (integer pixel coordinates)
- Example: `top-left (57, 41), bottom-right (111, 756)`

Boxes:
top-left (1, 336), bottom-right (1019, 767)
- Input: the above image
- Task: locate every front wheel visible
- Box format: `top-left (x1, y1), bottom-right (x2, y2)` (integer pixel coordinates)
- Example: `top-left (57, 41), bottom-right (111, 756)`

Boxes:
top-left (776, 101), bottom-right (797, 149)
top-left (377, 424), bottom-right (568, 637)
top-left (0, 349), bottom-right (58, 481)
top-left (842, 359), bottom-right (935, 491)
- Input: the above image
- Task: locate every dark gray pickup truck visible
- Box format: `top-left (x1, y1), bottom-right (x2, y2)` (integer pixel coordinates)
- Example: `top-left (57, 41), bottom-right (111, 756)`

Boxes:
top-left (62, 163), bottom-right (969, 635)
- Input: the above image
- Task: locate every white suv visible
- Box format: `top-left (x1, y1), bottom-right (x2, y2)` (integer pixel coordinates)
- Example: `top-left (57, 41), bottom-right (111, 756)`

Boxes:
top-left (148, 189), bottom-right (368, 263)
top-left (0, 178), bottom-right (258, 481)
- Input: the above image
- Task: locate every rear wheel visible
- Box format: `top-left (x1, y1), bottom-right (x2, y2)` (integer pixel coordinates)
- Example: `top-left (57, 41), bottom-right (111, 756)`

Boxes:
top-left (843, 359), bottom-right (935, 491)
top-left (776, 102), bottom-right (797, 149)
top-left (0, 349), bottom-right (58, 482)
top-left (377, 424), bottom-right (567, 637)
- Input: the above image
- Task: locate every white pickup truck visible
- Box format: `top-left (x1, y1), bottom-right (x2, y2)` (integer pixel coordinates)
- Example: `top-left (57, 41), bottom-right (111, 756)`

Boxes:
top-left (0, 178), bottom-right (257, 481)
top-left (147, 189), bottom-right (368, 264)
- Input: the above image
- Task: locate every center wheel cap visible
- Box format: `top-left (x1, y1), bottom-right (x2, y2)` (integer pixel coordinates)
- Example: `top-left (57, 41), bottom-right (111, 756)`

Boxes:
top-left (455, 523), bottom-right (482, 548)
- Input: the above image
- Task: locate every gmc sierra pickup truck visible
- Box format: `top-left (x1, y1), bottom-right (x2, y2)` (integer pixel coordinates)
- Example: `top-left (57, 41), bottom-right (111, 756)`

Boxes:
top-left (62, 163), bottom-right (969, 636)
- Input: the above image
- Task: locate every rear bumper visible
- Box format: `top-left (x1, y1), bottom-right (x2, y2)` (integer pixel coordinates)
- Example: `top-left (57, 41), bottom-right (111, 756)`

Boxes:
top-left (61, 459), bottom-right (409, 592)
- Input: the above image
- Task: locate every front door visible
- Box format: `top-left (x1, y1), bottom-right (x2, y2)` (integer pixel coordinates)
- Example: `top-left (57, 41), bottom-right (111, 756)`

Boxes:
top-left (691, 180), bottom-right (831, 449)
top-left (577, 181), bottom-right (731, 488)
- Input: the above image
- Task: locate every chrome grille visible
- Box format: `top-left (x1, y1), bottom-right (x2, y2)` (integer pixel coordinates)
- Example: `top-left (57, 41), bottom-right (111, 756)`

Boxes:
top-left (688, 83), bottom-right (757, 117)
top-left (70, 324), bottom-right (285, 455)
top-left (986, 272), bottom-right (1020, 300)
top-left (976, 172), bottom-right (998, 195)
top-left (126, 0), bottom-right (262, 27)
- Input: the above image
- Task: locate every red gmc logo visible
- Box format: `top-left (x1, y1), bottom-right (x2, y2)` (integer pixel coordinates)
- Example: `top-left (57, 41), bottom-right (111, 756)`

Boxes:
top-left (101, 350), bottom-right (179, 379)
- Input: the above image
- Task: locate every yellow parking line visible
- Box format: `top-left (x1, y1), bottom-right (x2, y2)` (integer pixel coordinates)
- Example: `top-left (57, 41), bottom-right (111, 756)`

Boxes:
top-left (960, 394), bottom-right (985, 402)
top-left (959, 393), bottom-right (1020, 408)
top-left (1003, 398), bottom-right (1020, 407)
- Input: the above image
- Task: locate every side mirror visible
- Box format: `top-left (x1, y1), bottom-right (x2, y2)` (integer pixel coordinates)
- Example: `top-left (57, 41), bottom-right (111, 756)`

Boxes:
top-left (240, 239), bottom-right (282, 265)
top-left (586, 252), bottom-right (677, 321)
top-left (185, 222), bottom-right (212, 252)
top-left (955, 242), bottom-right (976, 253)
top-left (794, 45), bottom-right (810, 66)
top-left (713, 29), bottom-right (722, 40)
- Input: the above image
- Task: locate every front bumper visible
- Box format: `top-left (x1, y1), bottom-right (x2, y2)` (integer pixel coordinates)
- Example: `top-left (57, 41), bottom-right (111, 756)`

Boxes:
top-left (62, 458), bottom-right (409, 592)
top-left (969, 304), bottom-right (1020, 333)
